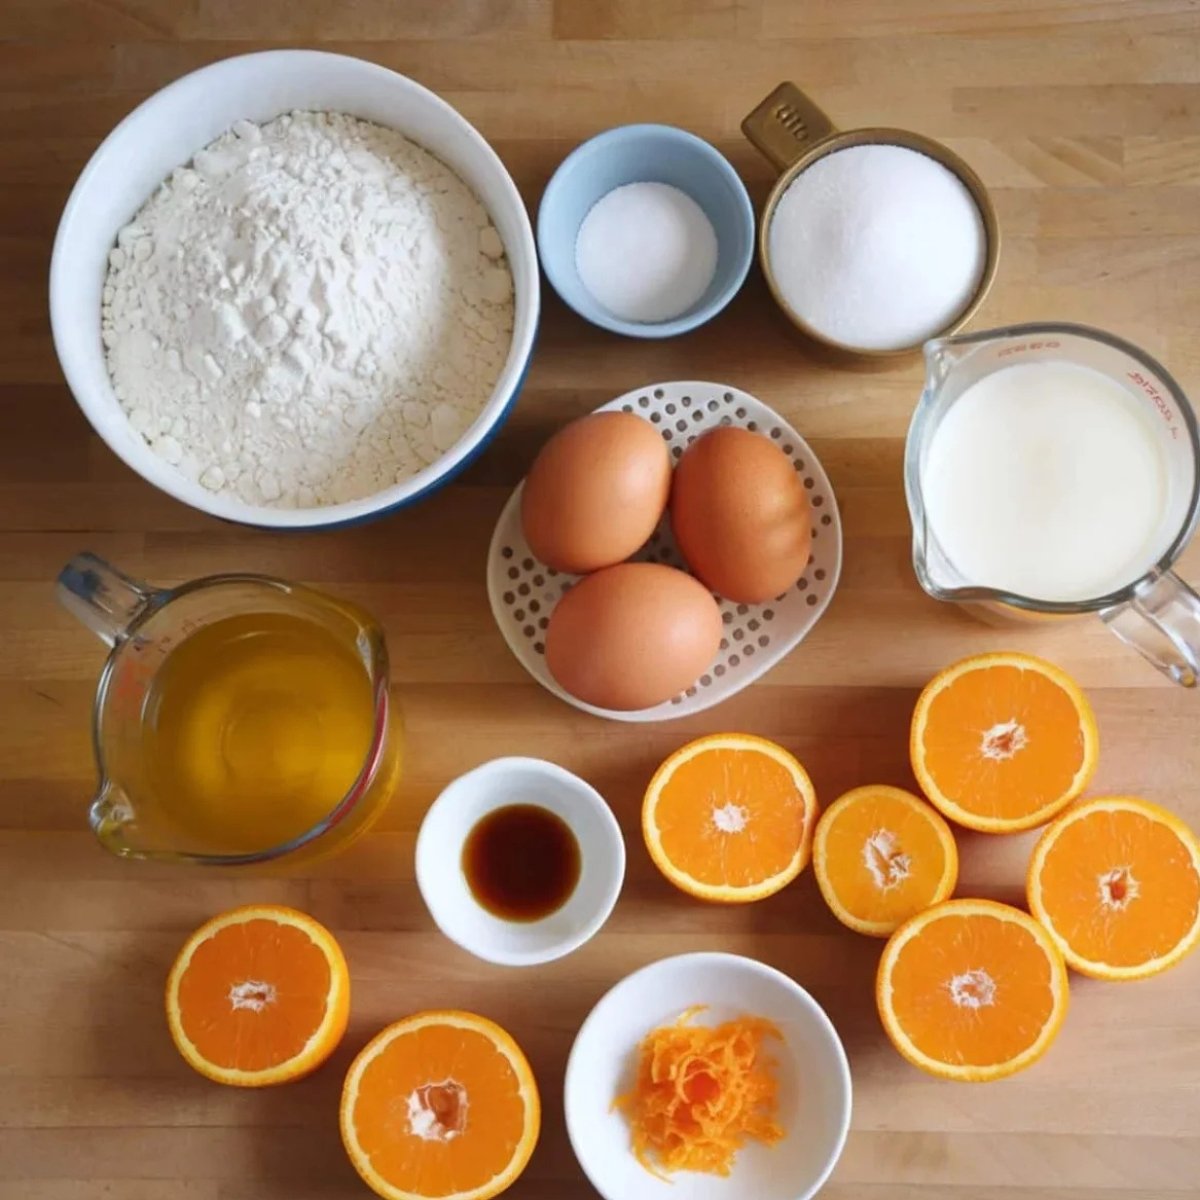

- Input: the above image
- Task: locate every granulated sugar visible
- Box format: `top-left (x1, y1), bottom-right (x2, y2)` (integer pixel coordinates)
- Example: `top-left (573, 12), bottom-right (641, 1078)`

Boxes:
top-left (767, 144), bottom-right (985, 352)
top-left (575, 182), bottom-right (717, 323)
top-left (102, 111), bottom-right (514, 509)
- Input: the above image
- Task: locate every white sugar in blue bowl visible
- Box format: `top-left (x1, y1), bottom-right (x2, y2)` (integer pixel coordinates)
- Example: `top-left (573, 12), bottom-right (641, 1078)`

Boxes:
top-left (538, 125), bottom-right (754, 339)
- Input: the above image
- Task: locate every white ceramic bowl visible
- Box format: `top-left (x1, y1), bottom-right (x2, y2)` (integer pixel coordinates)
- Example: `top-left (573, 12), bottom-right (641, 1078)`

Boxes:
top-left (565, 952), bottom-right (852, 1200)
top-left (49, 50), bottom-right (539, 529)
top-left (414, 757), bottom-right (625, 966)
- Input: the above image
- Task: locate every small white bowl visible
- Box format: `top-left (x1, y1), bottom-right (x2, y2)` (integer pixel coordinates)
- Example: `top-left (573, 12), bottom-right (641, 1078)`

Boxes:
top-left (415, 757), bottom-right (625, 966)
top-left (49, 50), bottom-right (539, 529)
top-left (565, 952), bottom-right (852, 1200)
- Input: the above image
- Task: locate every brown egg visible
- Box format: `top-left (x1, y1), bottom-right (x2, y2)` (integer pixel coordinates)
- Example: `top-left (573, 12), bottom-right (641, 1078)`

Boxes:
top-left (545, 562), bottom-right (722, 711)
top-left (670, 426), bottom-right (812, 604)
top-left (520, 412), bottom-right (671, 574)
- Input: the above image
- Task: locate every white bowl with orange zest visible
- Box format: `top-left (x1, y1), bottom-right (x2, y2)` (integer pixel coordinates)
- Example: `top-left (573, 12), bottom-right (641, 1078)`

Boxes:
top-left (564, 952), bottom-right (851, 1200)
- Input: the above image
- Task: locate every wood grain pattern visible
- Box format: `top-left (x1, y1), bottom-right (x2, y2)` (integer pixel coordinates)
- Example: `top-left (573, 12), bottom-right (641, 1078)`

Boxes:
top-left (2, 2), bottom-right (1199, 1196)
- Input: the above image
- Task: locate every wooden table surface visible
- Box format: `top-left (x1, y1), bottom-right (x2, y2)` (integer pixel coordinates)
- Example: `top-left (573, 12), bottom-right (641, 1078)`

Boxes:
top-left (4, 3), bottom-right (1200, 1198)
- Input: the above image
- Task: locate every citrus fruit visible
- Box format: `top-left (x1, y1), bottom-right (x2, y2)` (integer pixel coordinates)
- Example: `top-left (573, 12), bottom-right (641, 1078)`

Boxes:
top-left (642, 733), bottom-right (819, 903)
top-left (910, 651), bottom-right (1099, 833)
top-left (1027, 795), bottom-right (1200, 981)
top-left (813, 785), bottom-right (959, 937)
top-left (876, 898), bottom-right (1069, 1082)
top-left (341, 1010), bottom-right (540, 1200)
top-left (165, 904), bottom-right (349, 1087)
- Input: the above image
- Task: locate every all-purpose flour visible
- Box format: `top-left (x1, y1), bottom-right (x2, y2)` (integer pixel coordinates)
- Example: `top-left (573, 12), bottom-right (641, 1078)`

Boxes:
top-left (102, 111), bottom-right (514, 508)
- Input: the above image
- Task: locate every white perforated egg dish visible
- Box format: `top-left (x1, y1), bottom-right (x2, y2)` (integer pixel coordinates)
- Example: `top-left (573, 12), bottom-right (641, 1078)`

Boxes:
top-left (487, 381), bottom-right (842, 721)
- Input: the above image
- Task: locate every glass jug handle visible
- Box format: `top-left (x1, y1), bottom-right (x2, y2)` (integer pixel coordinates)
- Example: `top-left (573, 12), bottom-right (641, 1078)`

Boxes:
top-left (57, 553), bottom-right (153, 647)
top-left (1102, 570), bottom-right (1200, 688)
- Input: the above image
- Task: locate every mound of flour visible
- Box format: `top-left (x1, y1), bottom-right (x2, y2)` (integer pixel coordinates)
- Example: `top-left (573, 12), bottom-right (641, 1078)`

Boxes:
top-left (102, 111), bottom-right (514, 508)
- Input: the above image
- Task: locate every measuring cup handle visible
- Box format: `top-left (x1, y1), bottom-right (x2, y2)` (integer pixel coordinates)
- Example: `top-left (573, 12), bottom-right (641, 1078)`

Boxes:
top-left (1102, 570), bottom-right (1200, 687)
top-left (57, 552), bottom-right (154, 648)
top-left (741, 82), bottom-right (838, 173)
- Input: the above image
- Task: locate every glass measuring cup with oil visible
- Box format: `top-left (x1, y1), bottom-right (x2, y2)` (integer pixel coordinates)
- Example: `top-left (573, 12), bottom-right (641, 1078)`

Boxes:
top-left (58, 553), bottom-right (401, 864)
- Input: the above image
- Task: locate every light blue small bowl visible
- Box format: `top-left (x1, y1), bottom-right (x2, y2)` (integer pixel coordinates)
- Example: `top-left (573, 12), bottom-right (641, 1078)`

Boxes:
top-left (538, 124), bottom-right (755, 339)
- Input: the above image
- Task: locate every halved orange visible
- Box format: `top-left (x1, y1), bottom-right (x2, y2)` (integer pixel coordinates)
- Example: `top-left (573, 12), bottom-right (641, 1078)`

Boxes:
top-left (813, 785), bottom-right (958, 937)
top-left (877, 898), bottom-right (1069, 1082)
top-left (165, 904), bottom-right (349, 1087)
top-left (1027, 795), bottom-right (1200, 981)
top-left (910, 652), bottom-right (1099, 833)
top-left (341, 1010), bottom-right (540, 1200)
top-left (642, 733), bottom-right (818, 903)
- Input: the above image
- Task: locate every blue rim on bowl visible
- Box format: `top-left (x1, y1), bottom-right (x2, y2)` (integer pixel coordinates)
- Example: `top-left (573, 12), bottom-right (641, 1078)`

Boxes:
top-left (537, 124), bottom-right (755, 339)
top-left (49, 50), bottom-right (540, 530)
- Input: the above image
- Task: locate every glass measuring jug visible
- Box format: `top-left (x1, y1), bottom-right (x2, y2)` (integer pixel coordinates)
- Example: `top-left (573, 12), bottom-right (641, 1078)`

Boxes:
top-left (905, 323), bottom-right (1200, 686)
top-left (58, 553), bottom-right (402, 864)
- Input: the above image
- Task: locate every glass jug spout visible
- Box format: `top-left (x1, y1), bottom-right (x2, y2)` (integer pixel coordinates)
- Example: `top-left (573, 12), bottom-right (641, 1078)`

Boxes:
top-left (89, 779), bottom-right (140, 857)
top-left (922, 332), bottom-right (974, 390)
top-left (58, 553), bottom-right (158, 646)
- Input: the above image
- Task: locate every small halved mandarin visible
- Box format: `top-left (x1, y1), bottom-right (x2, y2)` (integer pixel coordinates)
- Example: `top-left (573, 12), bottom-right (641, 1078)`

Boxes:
top-left (813, 785), bottom-right (958, 936)
top-left (876, 898), bottom-right (1069, 1082)
top-left (165, 905), bottom-right (349, 1087)
top-left (340, 1010), bottom-right (540, 1200)
top-left (910, 651), bottom-right (1098, 833)
top-left (642, 733), bottom-right (818, 903)
top-left (1028, 795), bottom-right (1200, 980)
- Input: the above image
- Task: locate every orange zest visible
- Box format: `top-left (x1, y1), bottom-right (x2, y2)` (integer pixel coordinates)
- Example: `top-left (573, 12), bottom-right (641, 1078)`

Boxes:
top-left (340, 1010), bottom-right (540, 1200)
top-left (165, 904), bottom-right (349, 1087)
top-left (615, 1007), bottom-right (783, 1178)
top-left (813, 785), bottom-right (959, 937)
top-left (1027, 795), bottom-right (1200, 981)
top-left (910, 652), bottom-right (1099, 833)
top-left (642, 733), bottom-right (819, 902)
top-left (876, 898), bottom-right (1069, 1082)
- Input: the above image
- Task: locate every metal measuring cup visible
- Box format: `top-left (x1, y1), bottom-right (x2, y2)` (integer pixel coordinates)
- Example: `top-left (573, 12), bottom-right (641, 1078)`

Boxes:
top-left (742, 82), bottom-right (1001, 360)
